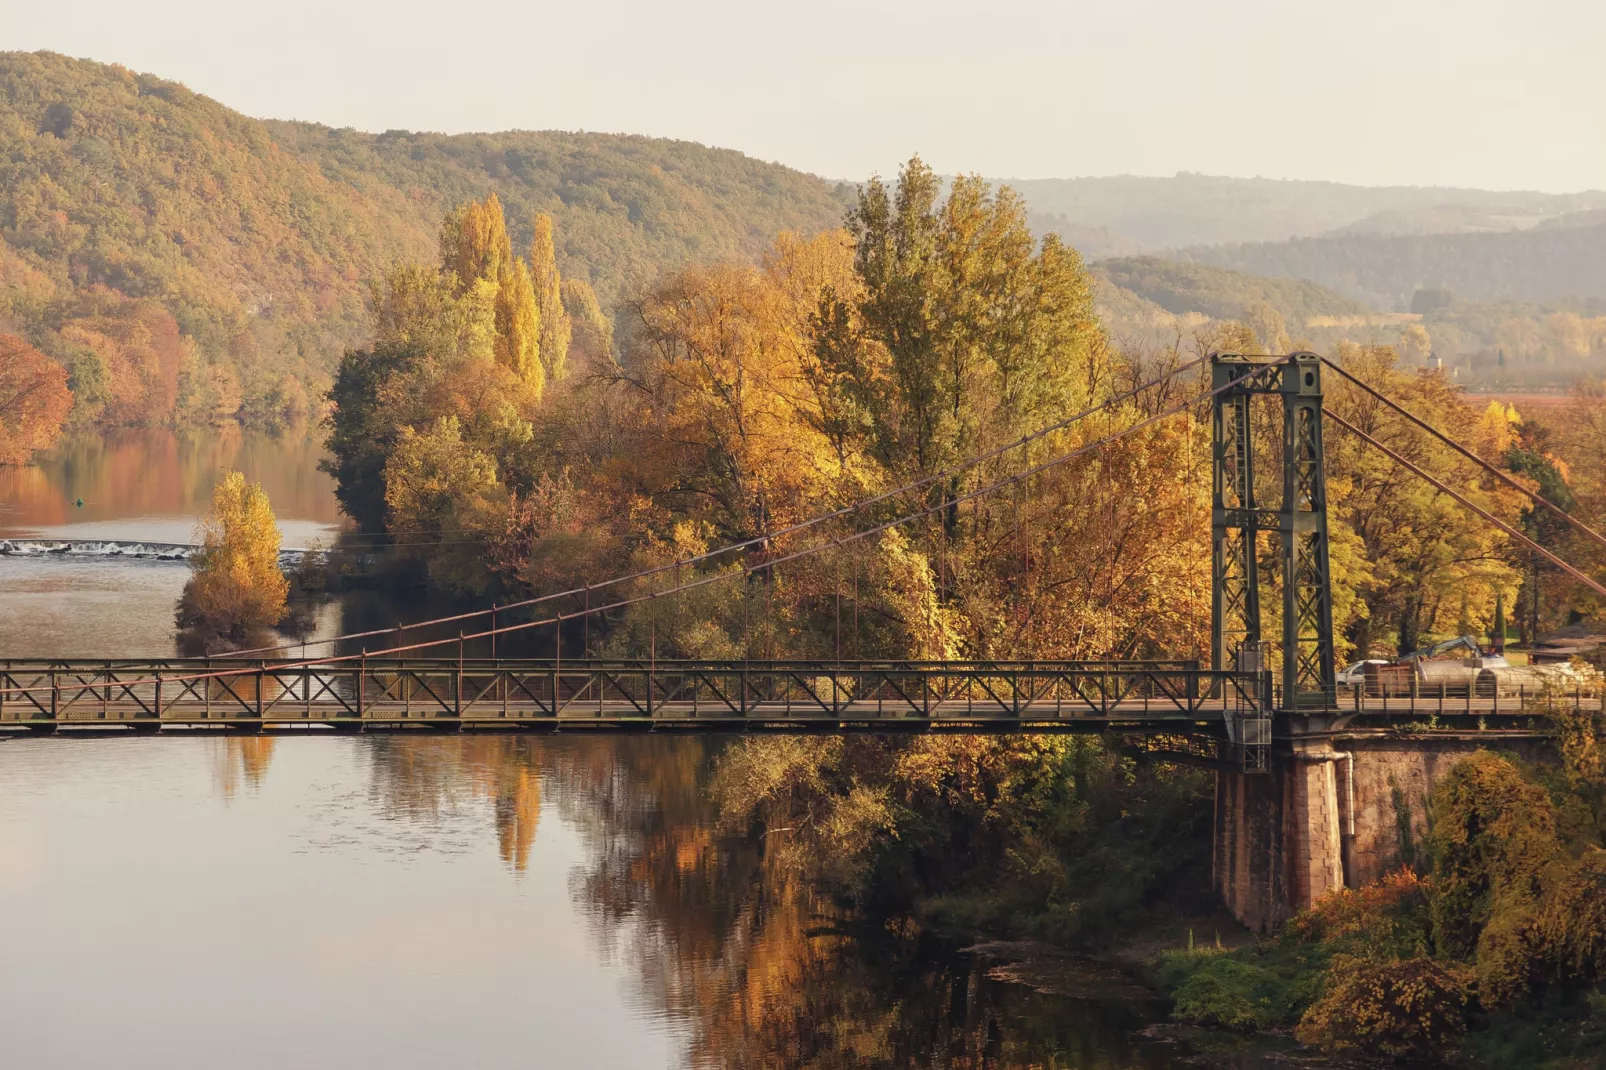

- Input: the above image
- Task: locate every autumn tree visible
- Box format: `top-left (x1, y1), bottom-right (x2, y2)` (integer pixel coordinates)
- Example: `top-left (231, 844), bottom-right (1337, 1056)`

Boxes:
top-left (0, 333), bottom-right (73, 464)
top-left (1553, 382), bottom-right (1606, 622)
top-left (322, 260), bottom-right (493, 531)
top-left (325, 200), bottom-right (553, 531)
top-left (179, 470), bottom-right (289, 640)
top-left (627, 231), bottom-right (860, 543)
top-left (440, 193), bottom-right (513, 296)
top-left (530, 214), bottom-right (570, 383)
top-left (1400, 323), bottom-right (1433, 365)
top-left (383, 415), bottom-right (504, 592)
top-left (1325, 342), bottom-right (1524, 654)
top-left (562, 278), bottom-right (615, 367)
top-left (494, 256), bottom-right (541, 387)
top-left (439, 194), bottom-right (544, 389)
top-left (813, 157), bottom-right (1104, 508)
top-left (48, 300), bottom-right (185, 427)
top-left (1245, 300), bottom-right (1292, 354)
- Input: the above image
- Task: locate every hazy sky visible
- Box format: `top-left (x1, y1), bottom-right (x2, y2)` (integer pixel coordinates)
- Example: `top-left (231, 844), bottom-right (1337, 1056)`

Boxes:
top-left (11, 0), bottom-right (1604, 192)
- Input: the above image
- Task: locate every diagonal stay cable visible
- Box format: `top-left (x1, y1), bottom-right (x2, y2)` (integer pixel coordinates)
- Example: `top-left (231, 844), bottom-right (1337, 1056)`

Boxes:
top-left (223, 354), bottom-right (1211, 658)
top-left (1, 357), bottom-right (1248, 701)
top-left (1327, 410), bottom-right (1606, 600)
top-left (1323, 357), bottom-right (1606, 555)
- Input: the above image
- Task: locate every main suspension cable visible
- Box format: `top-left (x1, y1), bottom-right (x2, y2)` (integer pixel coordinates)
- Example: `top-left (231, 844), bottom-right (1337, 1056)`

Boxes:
top-left (1327, 410), bottom-right (1606, 600)
top-left (1323, 357), bottom-right (1606, 555)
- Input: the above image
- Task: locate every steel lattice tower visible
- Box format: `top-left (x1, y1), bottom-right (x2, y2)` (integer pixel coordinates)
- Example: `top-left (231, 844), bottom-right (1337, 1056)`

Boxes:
top-left (1211, 353), bottom-right (1337, 709)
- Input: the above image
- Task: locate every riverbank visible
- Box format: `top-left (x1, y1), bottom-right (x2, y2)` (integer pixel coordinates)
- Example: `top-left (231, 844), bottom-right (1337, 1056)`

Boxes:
top-left (706, 722), bottom-right (1606, 1067)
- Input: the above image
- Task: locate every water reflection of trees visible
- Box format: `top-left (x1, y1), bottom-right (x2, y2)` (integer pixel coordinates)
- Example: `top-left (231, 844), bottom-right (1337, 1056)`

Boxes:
top-left (214, 737), bottom-right (276, 798)
top-left (364, 737), bottom-right (542, 870)
top-left (1, 427), bottom-right (341, 530)
top-left (356, 735), bottom-right (1178, 1068)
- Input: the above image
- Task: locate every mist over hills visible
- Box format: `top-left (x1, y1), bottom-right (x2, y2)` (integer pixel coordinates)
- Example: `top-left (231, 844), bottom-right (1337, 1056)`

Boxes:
top-left (1007, 171), bottom-right (1606, 252)
top-left (1175, 221), bottom-right (1606, 309)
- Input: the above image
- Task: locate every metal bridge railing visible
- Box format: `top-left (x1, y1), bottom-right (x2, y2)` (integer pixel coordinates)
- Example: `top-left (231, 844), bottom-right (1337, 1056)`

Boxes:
top-left (0, 659), bottom-right (1260, 729)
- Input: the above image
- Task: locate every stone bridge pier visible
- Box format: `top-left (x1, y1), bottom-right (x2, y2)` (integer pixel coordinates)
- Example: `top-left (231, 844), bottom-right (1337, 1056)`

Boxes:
top-left (1212, 718), bottom-right (1550, 931)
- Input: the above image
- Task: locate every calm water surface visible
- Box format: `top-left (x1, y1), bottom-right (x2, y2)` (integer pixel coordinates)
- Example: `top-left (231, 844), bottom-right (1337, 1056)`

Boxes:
top-left (0, 429), bottom-right (342, 658)
top-left (0, 431), bottom-right (1205, 1068)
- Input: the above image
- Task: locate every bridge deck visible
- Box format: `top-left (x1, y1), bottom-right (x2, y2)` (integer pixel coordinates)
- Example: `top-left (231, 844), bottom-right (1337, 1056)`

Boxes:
top-left (0, 659), bottom-right (1587, 735)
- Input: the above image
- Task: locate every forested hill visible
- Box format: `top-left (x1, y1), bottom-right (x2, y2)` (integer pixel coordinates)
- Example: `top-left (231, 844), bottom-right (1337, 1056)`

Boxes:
top-left (1096, 256), bottom-right (1368, 324)
top-left (0, 51), bottom-right (851, 425)
top-left (1177, 219), bottom-right (1606, 310)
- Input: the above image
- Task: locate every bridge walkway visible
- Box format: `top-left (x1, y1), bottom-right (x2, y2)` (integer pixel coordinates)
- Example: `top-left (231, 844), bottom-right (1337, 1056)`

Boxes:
top-left (1, 658), bottom-right (1586, 736)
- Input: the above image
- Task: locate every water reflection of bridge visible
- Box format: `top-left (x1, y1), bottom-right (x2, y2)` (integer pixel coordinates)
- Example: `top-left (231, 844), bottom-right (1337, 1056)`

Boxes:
top-left (0, 657), bottom-right (1570, 738)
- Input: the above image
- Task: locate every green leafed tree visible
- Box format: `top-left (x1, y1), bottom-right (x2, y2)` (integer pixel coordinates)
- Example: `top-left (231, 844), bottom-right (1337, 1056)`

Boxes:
top-left (813, 155), bottom-right (1103, 511)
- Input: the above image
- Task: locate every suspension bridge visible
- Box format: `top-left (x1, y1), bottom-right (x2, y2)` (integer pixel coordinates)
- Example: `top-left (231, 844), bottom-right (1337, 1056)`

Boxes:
top-left (4, 351), bottom-right (1596, 742)
top-left (6, 352), bottom-right (1603, 928)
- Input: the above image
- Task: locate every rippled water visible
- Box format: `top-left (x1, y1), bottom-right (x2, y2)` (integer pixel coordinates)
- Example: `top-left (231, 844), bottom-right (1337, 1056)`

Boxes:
top-left (0, 431), bottom-right (1209, 1068)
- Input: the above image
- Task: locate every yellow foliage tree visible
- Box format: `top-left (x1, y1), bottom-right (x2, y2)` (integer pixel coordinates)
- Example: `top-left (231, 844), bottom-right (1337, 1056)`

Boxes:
top-left (494, 256), bottom-right (542, 391)
top-left (439, 193), bottom-right (512, 295)
top-left (561, 277), bottom-right (614, 367)
top-left (184, 470), bottom-right (289, 638)
top-left (529, 214), bottom-right (570, 383)
top-left (1326, 342), bottom-right (1525, 655)
top-left (631, 231), bottom-right (861, 543)
top-left (368, 261), bottom-right (496, 364)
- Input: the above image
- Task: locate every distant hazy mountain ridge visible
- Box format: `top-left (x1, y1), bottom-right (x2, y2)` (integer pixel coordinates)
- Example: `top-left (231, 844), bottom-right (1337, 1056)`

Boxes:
top-left (1008, 171), bottom-right (1606, 253)
top-left (1175, 222), bottom-right (1606, 309)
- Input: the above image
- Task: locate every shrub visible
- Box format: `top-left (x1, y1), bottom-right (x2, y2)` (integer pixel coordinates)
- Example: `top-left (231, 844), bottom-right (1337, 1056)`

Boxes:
top-left (1537, 851), bottom-right (1606, 984)
top-left (1296, 956), bottom-right (1472, 1062)
top-left (1428, 751), bottom-right (1561, 958)
top-left (1473, 899), bottom-right (1543, 1008)
top-left (1167, 954), bottom-right (1298, 1030)
top-left (1289, 868), bottom-right (1432, 959)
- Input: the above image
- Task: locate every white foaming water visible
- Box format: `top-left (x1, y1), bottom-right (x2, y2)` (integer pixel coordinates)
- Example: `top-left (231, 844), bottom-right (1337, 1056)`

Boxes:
top-left (0, 538), bottom-right (312, 568)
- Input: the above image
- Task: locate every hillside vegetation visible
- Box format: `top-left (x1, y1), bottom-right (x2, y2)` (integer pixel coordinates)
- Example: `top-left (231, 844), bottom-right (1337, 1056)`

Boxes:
top-left (0, 51), bottom-right (850, 429)
top-left (2, 47), bottom-right (1602, 444)
top-left (1097, 256), bottom-right (1367, 325)
top-left (1089, 253), bottom-right (1606, 389)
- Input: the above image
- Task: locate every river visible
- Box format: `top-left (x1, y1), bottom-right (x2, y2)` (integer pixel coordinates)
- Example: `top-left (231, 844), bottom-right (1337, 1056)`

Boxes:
top-left (0, 430), bottom-right (1219, 1068)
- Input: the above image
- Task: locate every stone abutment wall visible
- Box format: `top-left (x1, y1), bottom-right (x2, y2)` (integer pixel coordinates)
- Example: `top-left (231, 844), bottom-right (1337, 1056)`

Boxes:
top-left (1213, 730), bottom-right (1552, 930)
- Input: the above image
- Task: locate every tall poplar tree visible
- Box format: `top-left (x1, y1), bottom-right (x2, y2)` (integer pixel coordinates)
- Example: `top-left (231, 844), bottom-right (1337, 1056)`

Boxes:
top-left (495, 257), bottom-right (543, 391)
top-left (440, 193), bottom-right (513, 294)
top-left (529, 214), bottom-right (571, 383)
